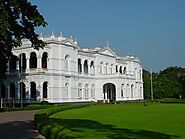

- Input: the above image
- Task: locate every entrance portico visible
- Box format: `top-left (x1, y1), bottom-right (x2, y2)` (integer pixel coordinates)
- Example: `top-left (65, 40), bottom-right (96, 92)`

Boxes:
top-left (103, 83), bottom-right (116, 102)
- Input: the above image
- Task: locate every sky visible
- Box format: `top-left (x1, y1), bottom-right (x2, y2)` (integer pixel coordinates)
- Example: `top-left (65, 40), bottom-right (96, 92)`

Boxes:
top-left (31, 0), bottom-right (185, 72)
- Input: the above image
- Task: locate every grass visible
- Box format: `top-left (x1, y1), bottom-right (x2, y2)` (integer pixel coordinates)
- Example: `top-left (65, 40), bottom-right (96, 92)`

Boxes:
top-left (50, 103), bottom-right (185, 139)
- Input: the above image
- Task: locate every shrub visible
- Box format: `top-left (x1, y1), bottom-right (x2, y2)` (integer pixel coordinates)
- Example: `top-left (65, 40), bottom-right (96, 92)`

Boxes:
top-left (3, 104), bottom-right (53, 112)
top-left (34, 104), bottom-right (88, 139)
top-left (157, 98), bottom-right (185, 104)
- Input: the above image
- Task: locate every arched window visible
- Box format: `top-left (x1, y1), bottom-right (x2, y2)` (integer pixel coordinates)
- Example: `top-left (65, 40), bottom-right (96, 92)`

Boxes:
top-left (10, 83), bottom-right (16, 98)
top-left (65, 55), bottom-right (70, 71)
top-left (104, 63), bottom-right (108, 74)
top-left (78, 58), bottom-right (82, 73)
top-left (121, 84), bottom-right (124, 98)
top-left (119, 66), bottom-right (122, 74)
top-left (78, 83), bottom-right (82, 99)
top-left (0, 84), bottom-right (6, 98)
top-left (126, 84), bottom-right (129, 98)
top-left (131, 84), bottom-right (134, 98)
top-left (90, 61), bottom-right (95, 74)
top-left (109, 65), bottom-right (113, 74)
top-left (64, 83), bottom-right (69, 98)
top-left (19, 53), bottom-right (26, 71)
top-left (30, 52), bottom-right (37, 69)
top-left (123, 67), bottom-right (126, 74)
top-left (30, 82), bottom-right (36, 99)
top-left (9, 55), bottom-right (18, 71)
top-left (84, 60), bottom-right (88, 74)
top-left (85, 84), bottom-right (89, 98)
top-left (139, 69), bottom-right (142, 80)
top-left (116, 65), bottom-right (118, 73)
top-left (140, 87), bottom-right (142, 98)
top-left (42, 52), bottom-right (48, 69)
top-left (43, 82), bottom-right (48, 98)
top-left (20, 82), bottom-right (26, 99)
top-left (91, 84), bottom-right (95, 98)
top-left (100, 62), bottom-right (103, 74)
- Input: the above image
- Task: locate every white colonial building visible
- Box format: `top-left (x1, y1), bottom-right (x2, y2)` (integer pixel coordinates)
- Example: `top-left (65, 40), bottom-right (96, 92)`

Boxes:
top-left (0, 34), bottom-right (143, 103)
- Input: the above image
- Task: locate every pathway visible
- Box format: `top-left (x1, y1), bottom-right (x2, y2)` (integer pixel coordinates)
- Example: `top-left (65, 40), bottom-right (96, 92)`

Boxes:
top-left (0, 110), bottom-right (45, 139)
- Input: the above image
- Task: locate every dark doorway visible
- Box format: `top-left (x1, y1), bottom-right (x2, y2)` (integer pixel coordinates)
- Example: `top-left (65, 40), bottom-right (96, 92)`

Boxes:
top-left (9, 55), bottom-right (18, 71)
top-left (0, 84), bottom-right (6, 98)
top-left (30, 52), bottom-right (37, 68)
top-left (103, 83), bottom-right (116, 102)
top-left (19, 53), bottom-right (26, 71)
top-left (42, 52), bottom-right (48, 69)
top-left (30, 82), bottom-right (36, 99)
top-left (20, 82), bottom-right (26, 99)
top-left (10, 83), bottom-right (16, 98)
top-left (43, 82), bottom-right (48, 98)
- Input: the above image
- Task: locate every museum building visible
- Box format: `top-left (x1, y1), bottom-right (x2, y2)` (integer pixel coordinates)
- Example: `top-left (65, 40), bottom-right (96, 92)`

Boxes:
top-left (0, 33), bottom-right (144, 103)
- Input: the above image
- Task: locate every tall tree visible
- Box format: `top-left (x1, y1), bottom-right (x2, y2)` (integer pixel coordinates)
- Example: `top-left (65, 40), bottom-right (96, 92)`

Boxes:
top-left (0, 0), bottom-right (47, 80)
top-left (143, 70), bottom-right (151, 99)
top-left (143, 67), bottom-right (185, 99)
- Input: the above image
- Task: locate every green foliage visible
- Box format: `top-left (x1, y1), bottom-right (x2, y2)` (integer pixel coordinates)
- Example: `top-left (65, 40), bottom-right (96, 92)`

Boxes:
top-left (143, 69), bottom-right (151, 99)
top-left (0, 0), bottom-right (47, 80)
top-left (156, 98), bottom-right (185, 104)
top-left (143, 66), bottom-right (185, 99)
top-left (3, 103), bottom-right (53, 112)
top-left (34, 104), bottom-right (89, 139)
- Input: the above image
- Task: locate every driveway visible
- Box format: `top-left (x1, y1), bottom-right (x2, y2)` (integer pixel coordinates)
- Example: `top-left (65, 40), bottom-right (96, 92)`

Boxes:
top-left (0, 110), bottom-right (45, 139)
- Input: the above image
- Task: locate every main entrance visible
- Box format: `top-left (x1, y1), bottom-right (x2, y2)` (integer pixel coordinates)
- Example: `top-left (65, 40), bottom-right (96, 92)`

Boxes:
top-left (103, 83), bottom-right (116, 102)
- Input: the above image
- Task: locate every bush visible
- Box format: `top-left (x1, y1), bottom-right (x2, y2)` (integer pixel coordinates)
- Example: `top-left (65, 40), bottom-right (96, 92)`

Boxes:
top-left (3, 104), bottom-right (53, 112)
top-left (158, 98), bottom-right (185, 104)
top-left (34, 104), bottom-right (88, 139)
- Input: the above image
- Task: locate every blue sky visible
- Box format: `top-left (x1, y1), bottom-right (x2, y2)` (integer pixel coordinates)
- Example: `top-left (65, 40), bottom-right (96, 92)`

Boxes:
top-left (31, 0), bottom-right (185, 72)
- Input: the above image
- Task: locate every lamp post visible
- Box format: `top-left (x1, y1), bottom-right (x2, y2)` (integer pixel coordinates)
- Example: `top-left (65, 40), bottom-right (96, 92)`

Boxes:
top-left (19, 53), bottom-right (23, 108)
top-left (150, 69), bottom-right (153, 101)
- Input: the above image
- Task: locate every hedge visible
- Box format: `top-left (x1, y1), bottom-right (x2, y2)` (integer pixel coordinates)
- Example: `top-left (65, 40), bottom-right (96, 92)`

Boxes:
top-left (157, 98), bottom-right (185, 104)
top-left (1, 104), bottom-right (53, 112)
top-left (34, 104), bottom-right (89, 139)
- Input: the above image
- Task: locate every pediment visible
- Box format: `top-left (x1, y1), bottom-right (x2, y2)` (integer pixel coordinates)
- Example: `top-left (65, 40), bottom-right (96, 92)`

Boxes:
top-left (62, 39), bottom-right (76, 47)
top-left (99, 48), bottom-right (117, 57)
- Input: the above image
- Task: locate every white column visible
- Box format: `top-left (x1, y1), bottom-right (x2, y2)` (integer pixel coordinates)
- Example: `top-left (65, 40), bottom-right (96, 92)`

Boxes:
top-left (38, 55), bottom-right (42, 69)
top-left (105, 86), bottom-right (108, 101)
top-left (17, 83), bottom-right (20, 99)
top-left (26, 58), bottom-right (29, 70)
top-left (105, 92), bottom-right (107, 100)
top-left (81, 63), bottom-right (84, 73)
top-left (16, 60), bottom-right (19, 70)
top-left (88, 65), bottom-right (90, 74)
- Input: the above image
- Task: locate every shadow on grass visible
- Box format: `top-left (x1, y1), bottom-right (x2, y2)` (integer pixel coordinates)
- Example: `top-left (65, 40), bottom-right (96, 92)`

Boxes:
top-left (46, 118), bottom-right (178, 139)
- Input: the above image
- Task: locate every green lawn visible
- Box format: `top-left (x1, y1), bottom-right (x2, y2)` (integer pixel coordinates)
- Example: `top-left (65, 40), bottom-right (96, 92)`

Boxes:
top-left (50, 103), bottom-right (185, 139)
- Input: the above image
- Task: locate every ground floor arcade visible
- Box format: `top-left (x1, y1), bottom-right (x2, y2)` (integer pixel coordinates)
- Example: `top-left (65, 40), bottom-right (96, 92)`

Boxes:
top-left (0, 77), bottom-right (143, 104)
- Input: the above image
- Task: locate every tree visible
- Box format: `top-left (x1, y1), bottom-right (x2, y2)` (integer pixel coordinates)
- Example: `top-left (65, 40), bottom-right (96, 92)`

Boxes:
top-left (143, 69), bottom-right (158, 99)
top-left (0, 0), bottom-right (47, 80)
top-left (143, 67), bottom-right (185, 99)
top-left (143, 69), bottom-right (151, 99)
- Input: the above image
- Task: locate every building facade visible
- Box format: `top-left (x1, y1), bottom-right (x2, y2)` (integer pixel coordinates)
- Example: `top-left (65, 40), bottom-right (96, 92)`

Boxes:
top-left (0, 34), bottom-right (143, 103)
